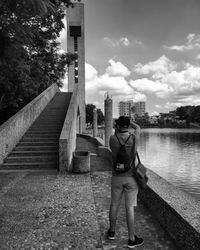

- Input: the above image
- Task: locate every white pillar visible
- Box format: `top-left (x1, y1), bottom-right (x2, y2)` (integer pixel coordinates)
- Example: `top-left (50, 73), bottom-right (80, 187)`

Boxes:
top-left (93, 108), bottom-right (98, 137)
top-left (67, 2), bottom-right (85, 133)
top-left (104, 94), bottom-right (113, 147)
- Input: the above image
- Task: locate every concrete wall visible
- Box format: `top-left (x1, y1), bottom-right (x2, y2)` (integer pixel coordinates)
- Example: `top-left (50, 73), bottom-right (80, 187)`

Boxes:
top-left (0, 83), bottom-right (59, 164)
top-left (59, 84), bottom-right (79, 172)
top-left (139, 169), bottom-right (200, 250)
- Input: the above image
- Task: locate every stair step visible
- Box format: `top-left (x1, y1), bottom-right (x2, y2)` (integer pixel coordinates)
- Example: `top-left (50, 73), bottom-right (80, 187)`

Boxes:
top-left (34, 119), bottom-right (64, 122)
top-left (18, 142), bottom-right (58, 146)
top-left (35, 114), bottom-right (65, 116)
top-left (4, 155), bottom-right (58, 163)
top-left (28, 128), bottom-right (61, 132)
top-left (31, 124), bottom-right (62, 129)
top-left (20, 138), bottom-right (59, 142)
top-left (25, 130), bottom-right (60, 135)
top-left (23, 134), bottom-right (60, 138)
top-left (31, 124), bottom-right (63, 128)
top-left (14, 145), bottom-right (58, 151)
top-left (10, 151), bottom-right (58, 156)
top-left (0, 162), bottom-right (58, 170)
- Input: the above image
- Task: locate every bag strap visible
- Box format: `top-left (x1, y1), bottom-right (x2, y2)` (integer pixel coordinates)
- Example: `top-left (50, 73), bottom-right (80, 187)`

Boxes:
top-left (131, 152), bottom-right (141, 168)
top-left (115, 133), bottom-right (122, 145)
top-left (115, 133), bottom-right (132, 146)
top-left (136, 152), bottom-right (141, 164)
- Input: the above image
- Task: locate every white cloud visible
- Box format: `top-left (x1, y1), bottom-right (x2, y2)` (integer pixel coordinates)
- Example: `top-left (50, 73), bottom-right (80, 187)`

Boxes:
top-left (103, 37), bottom-right (130, 47)
top-left (57, 17), bottom-right (67, 42)
top-left (161, 64), bottom-right (200, 96)
top-left (164, 102), bottom-right (183, 110)
top-left (85, 61), bottom-right (147, 117)
top-left (134, 40), bottom-right (142, 45)
top-left (164, 33), bottom-right (200, 51)
top-left (131, 55), bottom-right (200, 108)
top-left (119, 37), bottom-right (130, 46)
top-left (57, 49), bottom-right (65, 54)
top-left (61, 72), bottom-right (68, 92)
top-left (129, 78), bottom-right (171, 98)
top-left (103, 36), bottom-right (142, 48)
top-left (106, 59), bottom-right (131, 77)
top-left (66, 57), bottom-right (200, 116)
top-left (133, 55), bottom-right (176, 79)
top-left (85, 63), bottom-right (98, 82)
top-left (155, 105), bottom-right (161, 109)
top-left (151, 111), bottom-right (159, 116)
top-left (103, 37), bottom-right (116, 47)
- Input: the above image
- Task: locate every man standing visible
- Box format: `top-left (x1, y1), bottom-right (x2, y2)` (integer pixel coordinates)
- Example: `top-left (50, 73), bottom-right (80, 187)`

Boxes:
top-left (108, 116), bottom-right (143, 248)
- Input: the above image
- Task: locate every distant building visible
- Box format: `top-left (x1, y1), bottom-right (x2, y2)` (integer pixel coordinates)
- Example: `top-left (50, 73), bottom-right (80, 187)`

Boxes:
top-left (134, 102), bottom-right (146, 116)
top-left (119, 101), bottom-right (133, 117)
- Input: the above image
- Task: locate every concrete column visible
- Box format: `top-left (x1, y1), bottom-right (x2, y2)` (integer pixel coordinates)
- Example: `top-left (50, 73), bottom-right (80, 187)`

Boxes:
top-left (93, 108), bottom-right (98, 137)
top-left (67, 2), bottom-right (85, 133)
top-left (79, 116), bottom-right (82, 134)
top-left (104, 94), bottom-right (113, 147)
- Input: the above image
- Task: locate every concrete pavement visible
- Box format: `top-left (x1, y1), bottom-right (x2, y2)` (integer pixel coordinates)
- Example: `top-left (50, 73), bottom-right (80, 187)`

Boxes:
top-left (0, 136), bottom-right (177, 249)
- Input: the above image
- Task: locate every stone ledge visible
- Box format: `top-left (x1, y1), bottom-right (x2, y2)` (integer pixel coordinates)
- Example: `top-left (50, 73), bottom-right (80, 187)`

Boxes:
top-left (59, 84), bottom-right (78, 172)
top-left (78, 134), bottom-right (112, 162)
top-left (78, 133), bottom-right (103, 147)
top-left (139, 169), bottom-right (200, 250)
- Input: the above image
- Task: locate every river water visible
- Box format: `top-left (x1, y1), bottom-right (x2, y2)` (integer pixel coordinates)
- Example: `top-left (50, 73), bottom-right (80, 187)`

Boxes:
top-left (138, 128), bottom-right (200, 202)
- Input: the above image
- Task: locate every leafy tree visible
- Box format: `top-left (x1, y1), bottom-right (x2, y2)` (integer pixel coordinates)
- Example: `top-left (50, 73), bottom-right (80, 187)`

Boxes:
top-left (176, 106), bottom-right (195, 120)
top-left (86, 104), bottom-right (96, 125)
top-left (191, 106), bottom-right (200, 123)
top-left (86, 104), bottom-right (104, 125)
top-left (0, 0), bottom-right (79, 125)
top-left (97, 108), bottom-right (104, 125)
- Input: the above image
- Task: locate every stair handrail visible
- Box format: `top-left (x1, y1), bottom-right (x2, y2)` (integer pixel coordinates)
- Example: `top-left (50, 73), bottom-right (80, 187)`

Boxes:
top-left (59, 84), bottom-right (79, 172)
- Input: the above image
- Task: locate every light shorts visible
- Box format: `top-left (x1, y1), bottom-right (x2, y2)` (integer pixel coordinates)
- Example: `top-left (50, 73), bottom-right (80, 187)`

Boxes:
top-left (111, 176), bottom-right (139, 207)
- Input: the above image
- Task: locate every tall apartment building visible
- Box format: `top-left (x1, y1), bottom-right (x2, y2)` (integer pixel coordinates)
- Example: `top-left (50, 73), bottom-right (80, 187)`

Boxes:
top-left (119, 101), bottom-right (133, 117)
top-left (119, 101), bottom-right (146, 118)
top-left (134, 102), bottom-right (146, 116)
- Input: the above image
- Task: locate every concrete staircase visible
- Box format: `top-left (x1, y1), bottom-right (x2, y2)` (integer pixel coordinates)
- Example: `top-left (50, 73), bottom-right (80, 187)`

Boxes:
top-left (1, 92), bottom-right (71, 171)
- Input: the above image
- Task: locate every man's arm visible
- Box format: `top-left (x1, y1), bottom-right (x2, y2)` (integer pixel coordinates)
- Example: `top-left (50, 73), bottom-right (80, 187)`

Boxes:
top-left (129, 121), bottom-right (141, 134)
top-left (129, 121), bottom-right (141, 158)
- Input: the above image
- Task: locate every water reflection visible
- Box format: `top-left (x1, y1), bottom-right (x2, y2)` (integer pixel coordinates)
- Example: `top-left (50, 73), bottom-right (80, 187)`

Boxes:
top-left (138, 128), bottom-right (200, 202)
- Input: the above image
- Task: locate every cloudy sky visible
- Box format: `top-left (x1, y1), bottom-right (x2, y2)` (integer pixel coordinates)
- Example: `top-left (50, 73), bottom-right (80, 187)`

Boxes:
top-left (60, 0), bottom-right (200, 118)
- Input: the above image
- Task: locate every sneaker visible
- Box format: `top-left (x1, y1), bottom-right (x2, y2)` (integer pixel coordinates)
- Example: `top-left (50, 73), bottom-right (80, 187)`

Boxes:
top-left (128, 235), bottom-right (143, 248)
top-left (107, 229), bottom-right (115, 240)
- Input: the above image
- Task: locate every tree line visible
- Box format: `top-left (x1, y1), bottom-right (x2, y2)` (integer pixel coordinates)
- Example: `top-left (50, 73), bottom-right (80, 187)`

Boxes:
top-left (0, 0), bottom-right (80, 125)
top-left (176, 105), bottom-right (200, 124)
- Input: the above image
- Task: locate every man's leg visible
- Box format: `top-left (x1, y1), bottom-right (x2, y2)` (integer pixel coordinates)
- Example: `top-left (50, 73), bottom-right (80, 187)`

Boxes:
top-left (124, 177), bottom-right (138, 241)
top-left (109, 200), bottom-right (122, 232)
top-left (109, 177), bottom-right (123, 232)
top-left (126, 206), bottom-right (135, 241)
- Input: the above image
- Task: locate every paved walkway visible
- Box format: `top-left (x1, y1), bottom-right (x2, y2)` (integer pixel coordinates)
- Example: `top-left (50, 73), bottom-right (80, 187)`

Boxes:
top-left (0, 136), bottom-right (177, 249)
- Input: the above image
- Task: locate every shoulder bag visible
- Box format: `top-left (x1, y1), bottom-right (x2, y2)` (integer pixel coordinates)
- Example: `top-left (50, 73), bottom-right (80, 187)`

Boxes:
top-left (133, 152), bottom-right (148, 189)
